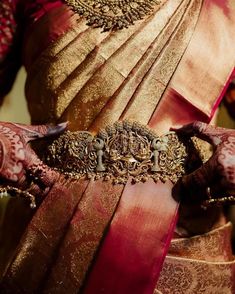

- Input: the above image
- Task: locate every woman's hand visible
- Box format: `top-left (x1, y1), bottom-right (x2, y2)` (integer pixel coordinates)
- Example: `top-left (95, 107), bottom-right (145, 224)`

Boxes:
top-left (172, 121), bottom-right (235, 235)
top-left (0, 121), bottom-right (67, 204)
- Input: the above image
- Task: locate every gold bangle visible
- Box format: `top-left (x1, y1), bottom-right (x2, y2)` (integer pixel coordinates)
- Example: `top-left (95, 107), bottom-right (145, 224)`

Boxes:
top-left (201, 187), bottom-right (235, 209)
top-left (0, 186), bottom-right (36, 209)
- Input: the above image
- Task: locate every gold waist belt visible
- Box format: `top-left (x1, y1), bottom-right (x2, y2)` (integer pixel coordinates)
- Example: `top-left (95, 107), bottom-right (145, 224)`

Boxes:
top-left (45, 121), bottom-right (208, 184)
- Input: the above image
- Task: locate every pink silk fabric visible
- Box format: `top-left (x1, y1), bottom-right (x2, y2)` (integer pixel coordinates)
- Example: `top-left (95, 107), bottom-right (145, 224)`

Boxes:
top-left (150, 0), bottom-right (235, 133)
top-left (84, 180), bottom-right (178, 294)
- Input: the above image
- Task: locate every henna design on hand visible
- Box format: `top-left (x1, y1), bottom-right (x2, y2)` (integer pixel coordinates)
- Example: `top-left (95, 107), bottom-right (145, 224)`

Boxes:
top-left (172, 121), bottom-right (235, 204)
top-left (0, 121), bottom-right (67, 205)
top-left (171, 121), bottom-right (235, 236)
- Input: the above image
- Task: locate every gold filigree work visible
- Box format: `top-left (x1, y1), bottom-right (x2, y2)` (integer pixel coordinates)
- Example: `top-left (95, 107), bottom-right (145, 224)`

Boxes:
top-left (64, 0), bottom-right (163, 31)
top-left (46, 131), bottom-right (97, 175)
top-left (45, 121), bottom-right (188, 184)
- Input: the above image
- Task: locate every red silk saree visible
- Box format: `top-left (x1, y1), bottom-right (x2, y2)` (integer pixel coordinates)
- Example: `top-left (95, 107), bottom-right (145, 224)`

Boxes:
top-left (0, 0), bottom-right (235, 293)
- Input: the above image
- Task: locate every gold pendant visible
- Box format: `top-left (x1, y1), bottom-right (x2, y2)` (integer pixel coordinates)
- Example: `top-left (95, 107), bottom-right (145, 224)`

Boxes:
top-left (64, 0), bottom-right (162, 31)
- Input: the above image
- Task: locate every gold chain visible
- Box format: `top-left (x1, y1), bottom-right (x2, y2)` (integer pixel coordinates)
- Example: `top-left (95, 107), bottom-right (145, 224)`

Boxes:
top-left (64, 0), bottom-right (163, 31)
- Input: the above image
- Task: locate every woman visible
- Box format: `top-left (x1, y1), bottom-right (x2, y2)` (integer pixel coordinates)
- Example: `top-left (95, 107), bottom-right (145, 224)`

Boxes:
top-left (0, 0), bottom-right (234, 293)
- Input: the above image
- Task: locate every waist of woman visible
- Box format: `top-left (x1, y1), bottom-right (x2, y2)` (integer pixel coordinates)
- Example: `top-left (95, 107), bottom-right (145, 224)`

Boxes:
top-left (44, 120), bottom-right (209, 185)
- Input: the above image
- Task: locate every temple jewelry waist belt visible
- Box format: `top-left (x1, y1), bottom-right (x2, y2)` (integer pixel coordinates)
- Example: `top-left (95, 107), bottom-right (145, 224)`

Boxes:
top-left (45, 121), bottom-right (207, 184)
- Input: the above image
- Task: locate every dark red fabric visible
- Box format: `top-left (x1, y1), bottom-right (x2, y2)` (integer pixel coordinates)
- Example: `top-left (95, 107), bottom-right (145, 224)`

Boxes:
top-left (0, 0), bottom-right (64, 101)
top-left (22, 0), bottom-right (63, 23)
top-left (0, 0), bottom-right (21, 101)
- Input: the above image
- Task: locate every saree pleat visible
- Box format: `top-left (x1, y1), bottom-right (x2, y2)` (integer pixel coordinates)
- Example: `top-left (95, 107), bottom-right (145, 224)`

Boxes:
top-left (23, 6), bottom-right (77, 70)
top-left (122, 0), bottom-right (202, 125)
top-left (83, 180), bottom-right (179, 294)
top-left (25, 0), bottom-right (180, 126)
top-left (89, 0), bottom-right (191, 132)
top-left (1, 178), bottom-right (89, 292)
top-left (156, 223), bottom-right (235, 293)
top-left (41, 180), bottom-right (124, 293)
top-left (59, 0), bottom-right (183, 130)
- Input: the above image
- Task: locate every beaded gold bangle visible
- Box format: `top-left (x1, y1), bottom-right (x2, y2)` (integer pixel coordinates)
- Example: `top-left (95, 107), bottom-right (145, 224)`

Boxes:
top-left (201, 187), bottom-right (235, 209)
top-left (0, 186), bottom-right (36, 209)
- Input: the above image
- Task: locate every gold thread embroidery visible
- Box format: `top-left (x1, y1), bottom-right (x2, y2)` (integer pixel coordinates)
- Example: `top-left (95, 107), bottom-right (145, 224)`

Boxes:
top-left (157, 256), bottom-right (235, 293)
top-left (45, 121), bottom-right (188, 184)
top-left (64, 0), bottom-right (164, 31)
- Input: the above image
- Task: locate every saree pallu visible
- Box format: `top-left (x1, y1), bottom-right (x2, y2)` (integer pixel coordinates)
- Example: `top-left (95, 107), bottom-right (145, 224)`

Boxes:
top-left (157, 223), bottom-right (235, 293)
top-left (1, 0), bottom-right (235, 293)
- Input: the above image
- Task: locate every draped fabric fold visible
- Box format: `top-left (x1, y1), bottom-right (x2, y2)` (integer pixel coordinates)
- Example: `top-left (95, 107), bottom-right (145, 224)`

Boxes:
top-left (171, 0), bottom-right (235, 119)
top-left (83, 180), bottom-right (178, 294)
top-left (25, 0), bottom-right (202, 131)
top-left (42, 180), bottom-right (124, 293)
top-left (1, 178), bottom-right (89, 292)
top-left (156, 223), bottom-right (235, 293)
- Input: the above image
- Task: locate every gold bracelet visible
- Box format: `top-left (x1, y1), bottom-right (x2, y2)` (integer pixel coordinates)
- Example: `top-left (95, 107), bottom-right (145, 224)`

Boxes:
top-left (201, 187), bottom-right (235, 209)
top-left (0, 186), bottom-right (36, 209)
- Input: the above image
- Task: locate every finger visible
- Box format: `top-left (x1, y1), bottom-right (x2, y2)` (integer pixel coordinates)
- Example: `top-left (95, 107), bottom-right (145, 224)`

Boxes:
top-left (0, 148), bottom-right (59, 207)
top-left (25, 146), bottom-right (59, 189)
top-left (171, 121), bottom-right (210, 140)
top-left (19, 122), bottom-right (68, 142)
top-left (172, 159), bottom-right (214, 204)
top-left (171, 121), bottom-right (229, 146)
